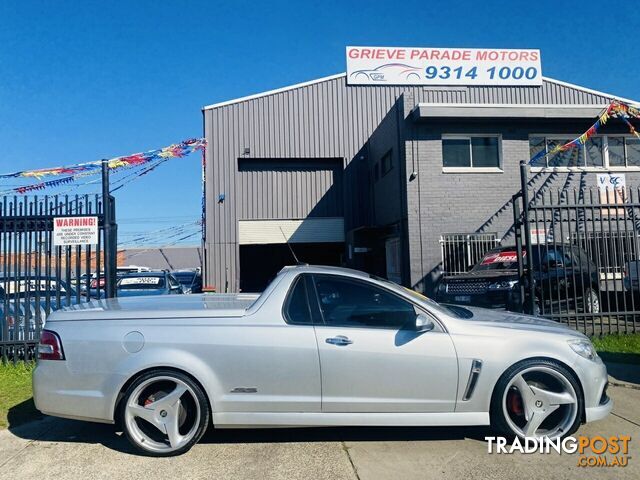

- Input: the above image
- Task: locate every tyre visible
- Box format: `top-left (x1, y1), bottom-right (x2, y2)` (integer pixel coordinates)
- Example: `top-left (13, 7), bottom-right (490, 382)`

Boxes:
top-left (490, 359), bottom-right (583, 439)
top-left (120, 369), bottom-right (210, 456)
top-left (584, 287), bottom-right (600, 314)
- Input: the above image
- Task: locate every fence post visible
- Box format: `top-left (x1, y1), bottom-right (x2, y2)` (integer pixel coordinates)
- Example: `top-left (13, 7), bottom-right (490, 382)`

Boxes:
top-left (102, 161), bottom-right (117, 298)
top-left (519, 160), bottom-right (535, 314)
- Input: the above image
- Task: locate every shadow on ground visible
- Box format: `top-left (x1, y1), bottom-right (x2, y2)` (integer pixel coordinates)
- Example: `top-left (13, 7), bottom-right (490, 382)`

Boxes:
top-left (6, 398), bottom-right (43, 428)
top-left (603, 358), bottom-right (640, 385)
top-left (7, 412), bottom-right (491, 456)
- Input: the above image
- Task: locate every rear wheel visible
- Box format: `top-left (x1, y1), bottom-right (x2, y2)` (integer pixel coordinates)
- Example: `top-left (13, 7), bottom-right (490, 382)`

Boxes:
top-left (491, 359), bottom-right (583, 439)
top-left (121, 370), bottom-right (210, 456)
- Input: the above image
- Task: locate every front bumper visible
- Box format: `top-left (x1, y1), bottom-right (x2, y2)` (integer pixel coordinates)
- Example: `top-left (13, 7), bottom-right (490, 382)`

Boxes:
top-left (436, 289), bottom-right (519, 310)
top-left (572, 355), bottom-right (612, 424)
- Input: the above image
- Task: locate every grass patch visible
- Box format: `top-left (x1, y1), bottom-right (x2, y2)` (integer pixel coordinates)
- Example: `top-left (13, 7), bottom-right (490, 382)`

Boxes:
top-left (0, 362), bottom-right (41, 429)
top-left (591, 333), bottom-right (640, 365)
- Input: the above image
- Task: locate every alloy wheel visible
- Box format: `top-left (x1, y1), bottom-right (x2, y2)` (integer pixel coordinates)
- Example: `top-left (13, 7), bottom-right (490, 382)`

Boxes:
top-left (124, 375), bottom-right (202, 454)
top-left (502, 366), bottom-right (578, 439)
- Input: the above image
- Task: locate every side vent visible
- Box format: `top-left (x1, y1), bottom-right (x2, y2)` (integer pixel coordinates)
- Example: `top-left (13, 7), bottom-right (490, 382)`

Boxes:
top-left (462, 360), bottom-right (483, 401)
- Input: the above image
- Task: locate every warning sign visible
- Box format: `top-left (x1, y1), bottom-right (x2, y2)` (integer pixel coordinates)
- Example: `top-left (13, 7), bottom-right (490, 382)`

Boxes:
top-left (53, 216), bottom-right (98, 246)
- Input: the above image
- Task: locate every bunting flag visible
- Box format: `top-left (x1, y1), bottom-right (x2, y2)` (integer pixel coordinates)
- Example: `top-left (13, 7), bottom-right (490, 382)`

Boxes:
top-left (0, 138), bottom-right (207, 195)
top-left (0, 138), bottom-right (207, 180)
top-left (529, 100), bottom-right (640, 165)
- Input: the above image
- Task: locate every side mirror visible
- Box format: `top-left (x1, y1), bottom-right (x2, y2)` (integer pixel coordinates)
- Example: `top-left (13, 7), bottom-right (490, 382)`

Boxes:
top-left (415, 313), bottom-right (435, 332)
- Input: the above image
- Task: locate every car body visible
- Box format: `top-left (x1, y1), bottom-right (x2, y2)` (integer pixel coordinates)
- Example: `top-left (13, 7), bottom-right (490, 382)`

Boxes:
top-left (33, 265), bottom-right (611, 456)
top-left (171, 269), bottom-right (203, 294)
top-left (436, 245), bottom-right (601, 314)
top-left (623, 260), bottom-right (640, 292)
top-left (116, 271), bottom-right (184, 297)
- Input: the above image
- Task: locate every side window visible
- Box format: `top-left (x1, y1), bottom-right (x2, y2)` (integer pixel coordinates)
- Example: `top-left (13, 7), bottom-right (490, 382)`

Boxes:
top-left (312, 275), bottom-right (416, 329)
top-left (168, 275), bottom-right (179, 288)
top-left (284, 276), bottom-right (313, 325)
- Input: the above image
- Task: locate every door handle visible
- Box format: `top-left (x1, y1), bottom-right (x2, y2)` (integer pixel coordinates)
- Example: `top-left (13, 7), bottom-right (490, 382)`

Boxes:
top-left (326, 335), bottom-right (353, 346)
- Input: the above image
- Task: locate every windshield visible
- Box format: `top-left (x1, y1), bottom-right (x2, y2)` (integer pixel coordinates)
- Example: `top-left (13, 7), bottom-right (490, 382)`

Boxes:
top-left (173, 272), bottom-right (195, 286)
top-left (118, 276), bottom-right (165, 290)
top-left (370, 274), bottom-right (471, 319)
top-left (473, 249), bottom-right (524, 271)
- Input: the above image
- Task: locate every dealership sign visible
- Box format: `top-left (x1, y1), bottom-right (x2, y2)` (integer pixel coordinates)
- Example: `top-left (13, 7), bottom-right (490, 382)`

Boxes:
top-left (346, 46), bottom-right (542, 86)
top-left (53, 216), bottom-right (98, 246)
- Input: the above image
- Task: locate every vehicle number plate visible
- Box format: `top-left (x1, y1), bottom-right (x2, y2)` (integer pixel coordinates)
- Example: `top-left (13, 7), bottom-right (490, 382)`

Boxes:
top-left (454, 295), bottom-right (471, 302)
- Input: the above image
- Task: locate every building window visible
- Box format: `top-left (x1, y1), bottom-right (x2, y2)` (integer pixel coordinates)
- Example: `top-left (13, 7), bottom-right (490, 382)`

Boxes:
top-left (440, 233), bottom-right (500, 275)
top-left (442, 135), bottom-right (501, 171)
top-left (530, 135), bottom-right (640, 169)
top-left (380, 150), bottom-right (393, 176)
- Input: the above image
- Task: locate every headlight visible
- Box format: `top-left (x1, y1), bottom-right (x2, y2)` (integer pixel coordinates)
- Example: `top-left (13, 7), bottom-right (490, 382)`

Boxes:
top-left (568, 339), bottom-right (598, 361)
top-left (488, 280), bottom-right (518, 291)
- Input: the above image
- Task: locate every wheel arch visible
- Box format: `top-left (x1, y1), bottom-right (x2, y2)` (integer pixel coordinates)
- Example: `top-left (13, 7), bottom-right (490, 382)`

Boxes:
top-left (489, 356), bottom-right (586, 423)
top-left (113, 366), bottom-right (213, 426)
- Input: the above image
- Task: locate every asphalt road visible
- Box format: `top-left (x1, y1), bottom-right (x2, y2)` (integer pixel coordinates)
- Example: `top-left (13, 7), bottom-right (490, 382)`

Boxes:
top-left (1, 385), bottom-right (638, 480)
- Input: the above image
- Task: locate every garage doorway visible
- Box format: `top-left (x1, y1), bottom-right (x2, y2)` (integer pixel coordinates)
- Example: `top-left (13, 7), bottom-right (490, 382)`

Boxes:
top-left (239, 243), bottom-right (344, 292)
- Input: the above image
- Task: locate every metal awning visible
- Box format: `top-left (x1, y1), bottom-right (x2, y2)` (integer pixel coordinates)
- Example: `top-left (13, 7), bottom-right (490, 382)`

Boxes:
top-left (412, 103), bottom-right (607, 120)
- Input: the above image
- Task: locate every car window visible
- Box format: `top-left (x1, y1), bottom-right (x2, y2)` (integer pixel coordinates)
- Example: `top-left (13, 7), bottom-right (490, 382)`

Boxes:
top-left (312, 275), bottom-right (416, 329)
top-left (284, 276), bottom-right (312, 325)
top-left (168, 275), bottom-right (180, 289)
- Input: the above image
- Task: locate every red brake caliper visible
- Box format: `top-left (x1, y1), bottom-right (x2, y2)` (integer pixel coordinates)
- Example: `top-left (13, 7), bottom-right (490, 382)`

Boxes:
top-left (507, 388), bottom-right (524, 415)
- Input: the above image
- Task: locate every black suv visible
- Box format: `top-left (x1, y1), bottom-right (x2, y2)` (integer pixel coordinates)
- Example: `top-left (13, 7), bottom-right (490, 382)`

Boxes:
top-left (435, 244), bottom-right (601, 315)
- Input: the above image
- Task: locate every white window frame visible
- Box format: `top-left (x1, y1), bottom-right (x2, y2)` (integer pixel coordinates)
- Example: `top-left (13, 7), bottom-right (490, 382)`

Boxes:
top-left (441, 134), bottom-right (503, 173)
top-left (530, 134), bottom-right (640, 172)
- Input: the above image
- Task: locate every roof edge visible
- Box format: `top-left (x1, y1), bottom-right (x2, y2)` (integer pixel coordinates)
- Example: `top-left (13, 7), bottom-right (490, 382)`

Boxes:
top-left (202, 73), bottom-right (347, 110)
top-left (202, 73), bottom-right (638, 111)
top-left (541, 76), bottom-right (639, 105)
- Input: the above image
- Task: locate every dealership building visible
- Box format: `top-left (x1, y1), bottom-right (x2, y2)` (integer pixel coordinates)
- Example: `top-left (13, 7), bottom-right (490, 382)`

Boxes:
top-left (202, 47), bottom-right (640, 293)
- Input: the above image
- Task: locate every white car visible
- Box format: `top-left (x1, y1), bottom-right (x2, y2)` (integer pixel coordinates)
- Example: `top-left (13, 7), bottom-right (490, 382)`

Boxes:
top-left (33, 265), bottom-right (611, 456)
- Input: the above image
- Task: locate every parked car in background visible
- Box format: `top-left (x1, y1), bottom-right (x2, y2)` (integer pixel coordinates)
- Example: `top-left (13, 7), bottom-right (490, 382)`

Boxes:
top-left (436, 245), bottom-right (600, 315)
top-left (0, 276), bottom-right (76, 341)
top-left (171, 269), bottom-right (202, 294)
top-left (623, 260), bottom-right (640, 293)
top-left (34, 265), bottom-right (611, 456)
top-left (117, 265), bottom-right (151, 275)
top-left (116, 271), bottom-right (184, 297)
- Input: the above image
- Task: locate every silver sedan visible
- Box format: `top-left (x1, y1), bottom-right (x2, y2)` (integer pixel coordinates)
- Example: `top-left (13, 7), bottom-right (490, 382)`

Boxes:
top-left (33, 265), bottom-right (612, 456)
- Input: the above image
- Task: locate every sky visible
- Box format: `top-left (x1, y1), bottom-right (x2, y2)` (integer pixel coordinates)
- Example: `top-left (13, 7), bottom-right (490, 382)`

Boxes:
top-left (0, 0), bottom-right (638, 247)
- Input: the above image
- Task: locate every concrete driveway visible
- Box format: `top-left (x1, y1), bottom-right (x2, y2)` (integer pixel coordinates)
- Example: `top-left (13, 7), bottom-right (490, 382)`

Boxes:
top-left (1, 384), bottom-right (638, 480)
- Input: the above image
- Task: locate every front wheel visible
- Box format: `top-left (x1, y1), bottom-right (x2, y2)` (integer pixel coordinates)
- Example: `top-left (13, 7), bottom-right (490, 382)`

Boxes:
top-left (120, 370), bottom-right (210, 456)
top-left (584, 288), bottom-right (600, 314)
top-left (491, 359), bottom-right (583, 439)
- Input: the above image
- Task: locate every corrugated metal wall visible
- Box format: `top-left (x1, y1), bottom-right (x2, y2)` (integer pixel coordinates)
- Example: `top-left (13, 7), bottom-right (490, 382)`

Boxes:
top-left (237, 159), bottom-right (343, 219)
top-left (203, 74), bottom-right (614, 291)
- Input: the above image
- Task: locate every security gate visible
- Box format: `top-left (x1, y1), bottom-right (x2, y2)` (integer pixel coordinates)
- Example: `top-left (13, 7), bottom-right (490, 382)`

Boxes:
top-left (0, 193), bottom-right (116, 362)
top-left (514, 161), bottom-right (640, 336)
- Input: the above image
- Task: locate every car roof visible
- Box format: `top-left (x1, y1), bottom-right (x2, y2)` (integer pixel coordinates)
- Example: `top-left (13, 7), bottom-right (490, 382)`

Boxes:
top-left (279, 264), bottom-right (373, 279)
top-left (118, 272), bottom-right (166, 277)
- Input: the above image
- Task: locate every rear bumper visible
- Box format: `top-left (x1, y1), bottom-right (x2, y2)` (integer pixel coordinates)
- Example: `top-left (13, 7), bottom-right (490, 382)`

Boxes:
top-left (33, 360), bottom-right (123, 423)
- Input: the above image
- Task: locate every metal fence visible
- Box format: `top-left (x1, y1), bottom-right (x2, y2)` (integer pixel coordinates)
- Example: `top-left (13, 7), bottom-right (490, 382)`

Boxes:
top-left (0, 194), bottom-right (116, 362)
top-left (440, 233), bottom-right (500, 275)
top-left (515, 163), bottom-right (640, 336)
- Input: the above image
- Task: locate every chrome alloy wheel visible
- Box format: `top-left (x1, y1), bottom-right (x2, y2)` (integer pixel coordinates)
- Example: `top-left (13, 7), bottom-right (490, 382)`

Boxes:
top-left (124, 376), bottom-right (201, 454)
top-left (502, 366), bottom-right (578, 439)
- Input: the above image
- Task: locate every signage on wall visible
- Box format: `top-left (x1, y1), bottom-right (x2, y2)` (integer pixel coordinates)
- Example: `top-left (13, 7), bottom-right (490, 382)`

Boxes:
top-left (53, 216), bottom-right (98, 246)
top-left (346, 46), bottom-right (542, 86)
top-left (597, 173), bottom-right (626, 216)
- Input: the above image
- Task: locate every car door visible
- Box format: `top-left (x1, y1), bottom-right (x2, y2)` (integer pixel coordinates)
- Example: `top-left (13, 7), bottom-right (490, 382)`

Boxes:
top-left (310, 274), bottom-right (458, 413)
top-left (211, 274), bottom-right (322, 413)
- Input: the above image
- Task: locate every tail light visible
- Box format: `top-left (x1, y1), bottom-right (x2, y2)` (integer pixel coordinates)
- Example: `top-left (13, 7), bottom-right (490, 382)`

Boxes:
top-left (38, 330), bottom-right (65, 360)
top-left (7, 315), bottom-right (14, 327)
